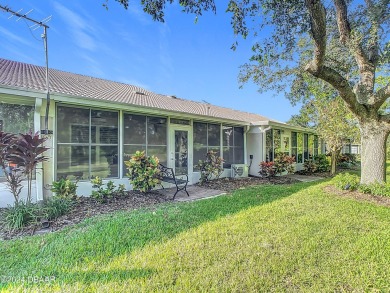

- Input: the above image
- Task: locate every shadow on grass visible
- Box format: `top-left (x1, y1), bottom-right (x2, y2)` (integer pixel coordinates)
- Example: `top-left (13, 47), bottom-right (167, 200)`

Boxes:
top-left (1, 180), bottom-right (325, 288)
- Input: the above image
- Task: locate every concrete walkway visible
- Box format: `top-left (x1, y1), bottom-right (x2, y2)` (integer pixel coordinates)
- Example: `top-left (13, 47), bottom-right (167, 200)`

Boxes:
top-left (158, 174), bottom-right (324, 202)
top-left (157, 185), bottom-right (226, 202)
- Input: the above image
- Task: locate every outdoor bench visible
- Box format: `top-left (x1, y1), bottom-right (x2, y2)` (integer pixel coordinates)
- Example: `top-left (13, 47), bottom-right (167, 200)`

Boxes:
top-left (158, 163), bottom-right (189, 200)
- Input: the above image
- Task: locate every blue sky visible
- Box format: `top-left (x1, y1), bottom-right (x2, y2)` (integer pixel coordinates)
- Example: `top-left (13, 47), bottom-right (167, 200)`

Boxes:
top-left (0, 0), bottom-right (302, 122)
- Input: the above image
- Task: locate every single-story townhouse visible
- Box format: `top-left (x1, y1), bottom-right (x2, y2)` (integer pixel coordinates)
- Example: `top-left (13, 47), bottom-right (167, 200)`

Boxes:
top-left (0, 58), bottom-right (321, 207)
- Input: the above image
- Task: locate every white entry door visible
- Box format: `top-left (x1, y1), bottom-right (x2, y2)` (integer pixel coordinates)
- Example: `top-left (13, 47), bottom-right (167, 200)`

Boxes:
top-left (169, 125), bottom-right (192, 182)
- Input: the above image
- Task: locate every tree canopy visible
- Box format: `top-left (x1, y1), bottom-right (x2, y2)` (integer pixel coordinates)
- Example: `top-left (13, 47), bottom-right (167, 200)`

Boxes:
top-left (109, 0), bottom-right (390, 183)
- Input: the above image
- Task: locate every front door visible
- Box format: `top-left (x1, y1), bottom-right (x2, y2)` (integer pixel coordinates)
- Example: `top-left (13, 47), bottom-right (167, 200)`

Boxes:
top-left (174, 130), bottom-right (188, 175)
top-left (169, 126), bottom-right (192, 182)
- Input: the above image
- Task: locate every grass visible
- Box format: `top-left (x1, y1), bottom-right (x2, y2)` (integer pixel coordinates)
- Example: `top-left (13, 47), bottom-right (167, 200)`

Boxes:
top-left (1, 179), bottom-right (389, 292)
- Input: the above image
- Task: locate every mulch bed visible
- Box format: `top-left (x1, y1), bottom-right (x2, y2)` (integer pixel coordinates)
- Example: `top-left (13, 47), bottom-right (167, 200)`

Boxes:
top-left (196, 176), bottom-right (301, 192)
top-left (0, 176), bottom-right (300, 241)
top-left (0, 191), bottom-right (170, 241)
top-left (324, 185), bottom-right (390, 207)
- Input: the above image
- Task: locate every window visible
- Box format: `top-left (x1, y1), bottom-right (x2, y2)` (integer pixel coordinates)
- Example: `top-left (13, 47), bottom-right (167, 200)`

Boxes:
top-left (308, 134), bottom-right (314, 158)
top-left (297, 133), bottom-right (303, 163)
top-left (291, 132), bottom-right (298, 162)
top-left (223, 126), bottom-right (244, 167)
top-left (313, 135), bottom-right (319, 156)
top-left (57, 106), bottom-right (119, 180)
top-left (265, 129), bottom-right (273, 161)
top-left (193, 122), bottom-right (221, 171)
top-left (304, 133), bottom-right (309, 160)
top-left (273, 130), bottom-right (281, 155)
top-left (123, 114), bottom-right (167, 175)
top-left (265, 129), bottom-right (284, 161)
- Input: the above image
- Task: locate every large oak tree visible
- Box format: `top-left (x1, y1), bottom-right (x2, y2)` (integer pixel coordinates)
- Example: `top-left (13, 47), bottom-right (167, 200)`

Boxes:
top-left (110, 0), bottom-right (390, 184)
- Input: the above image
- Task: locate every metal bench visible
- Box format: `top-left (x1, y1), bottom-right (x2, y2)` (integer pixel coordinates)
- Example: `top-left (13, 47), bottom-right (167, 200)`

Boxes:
top-left (158, 163), bottom-right (189, 200)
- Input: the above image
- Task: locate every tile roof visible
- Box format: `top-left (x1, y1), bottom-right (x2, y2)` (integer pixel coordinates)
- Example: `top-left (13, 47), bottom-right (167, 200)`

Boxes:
top-left (0, 58), bottom-right (273, 124)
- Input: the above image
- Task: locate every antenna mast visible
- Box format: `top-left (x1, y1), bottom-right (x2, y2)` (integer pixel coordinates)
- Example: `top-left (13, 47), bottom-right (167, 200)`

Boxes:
top-left (0, 5), bottom-right (52, 135)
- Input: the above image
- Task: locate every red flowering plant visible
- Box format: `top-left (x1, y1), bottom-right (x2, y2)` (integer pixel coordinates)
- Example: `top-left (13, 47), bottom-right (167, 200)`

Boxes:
top-left (259, 161), bottom-right (276, 179)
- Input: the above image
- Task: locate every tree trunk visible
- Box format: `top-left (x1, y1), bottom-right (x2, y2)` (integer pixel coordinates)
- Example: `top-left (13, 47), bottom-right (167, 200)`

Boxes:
top-left (360, 120), bottom-right (390, 184)
top-left (330, 149), bottom-right (340, 175)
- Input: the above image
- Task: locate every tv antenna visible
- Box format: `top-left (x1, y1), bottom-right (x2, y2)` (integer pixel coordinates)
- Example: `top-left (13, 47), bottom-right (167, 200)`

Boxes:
top-left (0, 5), bottom-right (53, 135)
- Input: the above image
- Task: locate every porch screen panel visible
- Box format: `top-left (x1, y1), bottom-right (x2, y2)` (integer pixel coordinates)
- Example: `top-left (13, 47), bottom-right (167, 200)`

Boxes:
top-left (223, 126), bottom-right (244, 168)
top-left (208, 124), bottom-right (221, 155)
top-left (273, 130), bottom-right (281, 155)
top-left (147, 116), bottom-right (167, 165)
top-left (304, 133), bottom-right (309, 160)
top-left (193, 122), bottom-right (207, 171)
top-left (297, 133), bottom-right (303, 163)
top-left (90, 110), bottom-right (119, 178)
top-left (123, 113), bottom-right (167, 176)
top-left (0, 103), bottom-right (34, 179)
top-left (314, 135), bottom-right (319, 155)
top-left (56, 106), bottom-right (118, 180)
top-left (265, 129), bottom-right (273, 161)
top-left (0, 103), bottom-right (34, 134)
top-left (308, 134), bottom-right (314, 158)
top-left (57, 107), bottom-right (90, 180)
top-left (233, 127), bottom-right (244, 164)
top-left (193, 122), bottom-right (221, 171)
top-left (291, 132), bottom-right (298, 162)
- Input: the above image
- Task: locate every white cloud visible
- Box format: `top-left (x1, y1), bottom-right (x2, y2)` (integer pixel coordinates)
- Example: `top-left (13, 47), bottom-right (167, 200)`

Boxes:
top-left (0, 26), bottom-right (33, 46)
top-left (53, 2), bottom-right (97, 51)
top-left (118, 78), bottom-right (150, 90)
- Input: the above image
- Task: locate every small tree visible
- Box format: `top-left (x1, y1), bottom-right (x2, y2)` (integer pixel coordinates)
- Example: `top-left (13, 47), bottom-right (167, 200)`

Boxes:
top-left (196, 150), bottom-right (224, 184)
top-left (0, 131), bottom-right (23, 205)
top-left (11, 132), bottom-right (49, 203)
top-left (125, 151), bottom-right (161, 193)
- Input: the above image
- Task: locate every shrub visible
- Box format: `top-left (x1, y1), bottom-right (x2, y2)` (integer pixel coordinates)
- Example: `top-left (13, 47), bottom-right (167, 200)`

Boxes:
top-left (304, 159), bottom-right (318, 174)
top-left (51, 178), bottom-right (78, 199)
top-left (44, 197), bottom-right (73, 220)
top-left (197, 150), bottom-right (224, 184)
top-left (2, 202), bottom-right (40, 230)
top-left (313, 154), bottom-right (330, 172)
top-left (273, 153), bottom-right (295, 175)
top-left (333, 173), bottom-right (360, 191)
top-left (91, 177), bottom-right (128, 202)
top-left (125, 151), bottom-right (161, 193)
top-left (259, 161), bottom-right (276, 178)
top-left (358, 182), bottom-right (390, 197)
top-left (115, 184), bottom-right (127, 197)
top-left (338, 153), bottom-right (359, 166)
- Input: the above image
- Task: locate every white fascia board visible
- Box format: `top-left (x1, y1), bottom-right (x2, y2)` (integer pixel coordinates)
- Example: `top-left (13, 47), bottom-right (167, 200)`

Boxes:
top-left (0, 86), bottom-right (43, 104)
top-left (253, 120), bottom-right (317, 134)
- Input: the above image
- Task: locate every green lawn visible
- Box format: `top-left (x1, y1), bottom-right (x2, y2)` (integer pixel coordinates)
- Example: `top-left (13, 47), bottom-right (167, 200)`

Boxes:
top-left (1, 180), bottom-right (389, 292)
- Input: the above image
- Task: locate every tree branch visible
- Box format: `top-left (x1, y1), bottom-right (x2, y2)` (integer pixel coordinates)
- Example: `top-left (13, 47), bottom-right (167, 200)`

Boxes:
top-left (379, 113), bottom-right (390, 123)
top-left (304, 0), bottom-right (366, 116)
top-left (373, 83), bottom-right (390, 108)
top-left (333, 0), bottom-right (376, 93)
top-left (304, 0), bottom-right (327, 70)
top-left (305, 64), bottom-right (366, 116)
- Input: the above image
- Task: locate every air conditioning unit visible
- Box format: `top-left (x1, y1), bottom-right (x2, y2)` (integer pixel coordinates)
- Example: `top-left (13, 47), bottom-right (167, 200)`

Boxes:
top-left (231, 164), bottom-right (248, 178)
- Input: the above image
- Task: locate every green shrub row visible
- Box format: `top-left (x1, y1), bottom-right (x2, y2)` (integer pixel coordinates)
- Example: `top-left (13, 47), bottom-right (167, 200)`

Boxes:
top-left (332, 173), bottom-right (390, 197)
top-left (1, 197), bottom-right (73, 231)
top-left (304, 154), bottom-right (330, 174)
